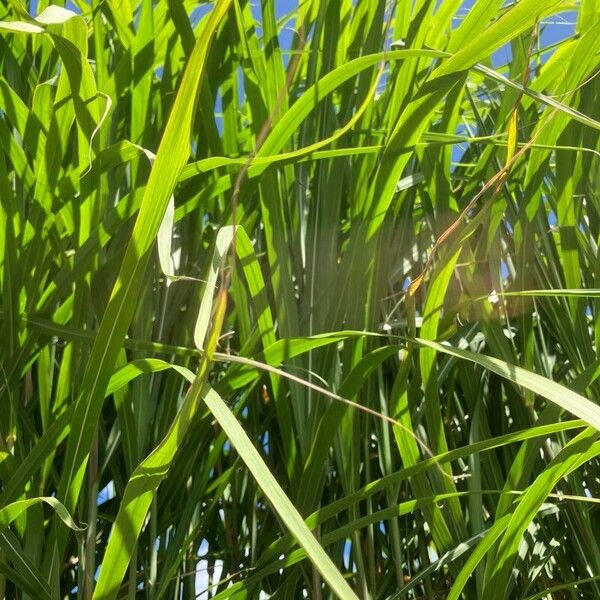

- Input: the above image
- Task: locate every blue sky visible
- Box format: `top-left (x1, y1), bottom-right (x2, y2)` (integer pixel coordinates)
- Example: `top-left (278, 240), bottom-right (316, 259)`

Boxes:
top-left (33, 0), bottom-right (578, 65)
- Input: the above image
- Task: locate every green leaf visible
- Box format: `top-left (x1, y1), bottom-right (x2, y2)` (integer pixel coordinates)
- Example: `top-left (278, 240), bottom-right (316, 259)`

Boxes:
top-left (412, 338), bottom-right (600, 432)
top-left (0, 497), bottom-right (83, 534)
top-left (56, 0), bottom-right (233, 519)
top-left (202, 385), bottom-right (359, 600)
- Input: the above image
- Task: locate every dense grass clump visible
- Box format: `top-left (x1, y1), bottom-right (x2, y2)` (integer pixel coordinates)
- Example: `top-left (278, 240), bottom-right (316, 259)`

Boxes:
top-left (1, 1), bottom-right (600, 598)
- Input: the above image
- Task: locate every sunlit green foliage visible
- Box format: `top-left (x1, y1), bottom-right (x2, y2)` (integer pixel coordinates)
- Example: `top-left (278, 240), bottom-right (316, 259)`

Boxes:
top-left (1, 0), bottom-right (600, 598)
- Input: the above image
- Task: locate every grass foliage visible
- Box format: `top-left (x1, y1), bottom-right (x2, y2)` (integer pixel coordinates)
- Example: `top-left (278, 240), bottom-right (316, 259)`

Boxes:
top-left (1, 0), bottom-right (600, 598)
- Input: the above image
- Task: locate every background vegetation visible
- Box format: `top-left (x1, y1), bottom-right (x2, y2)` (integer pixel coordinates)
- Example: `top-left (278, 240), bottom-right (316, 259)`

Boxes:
top-left (1, 0), bottom-right (600, 598)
